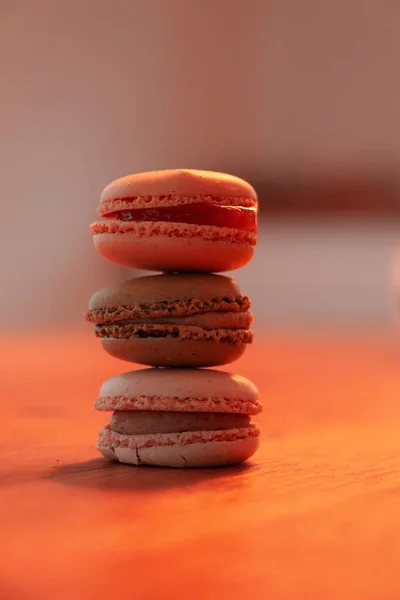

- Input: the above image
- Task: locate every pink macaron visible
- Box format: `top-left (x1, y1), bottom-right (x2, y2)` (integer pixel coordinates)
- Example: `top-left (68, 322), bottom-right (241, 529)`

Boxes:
top-left (91, 169), bottom-right (258, 272)
top-left (96, 368), bottom-right (262, 468)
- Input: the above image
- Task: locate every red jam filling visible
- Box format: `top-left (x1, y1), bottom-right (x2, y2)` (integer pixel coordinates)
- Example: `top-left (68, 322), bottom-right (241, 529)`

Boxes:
top-left (103, 203), bottom-right (257, 232)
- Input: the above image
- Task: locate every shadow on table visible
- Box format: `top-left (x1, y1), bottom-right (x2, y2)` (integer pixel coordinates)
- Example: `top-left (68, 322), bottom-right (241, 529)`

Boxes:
top-left (47, 457), bottom-right (256, 493)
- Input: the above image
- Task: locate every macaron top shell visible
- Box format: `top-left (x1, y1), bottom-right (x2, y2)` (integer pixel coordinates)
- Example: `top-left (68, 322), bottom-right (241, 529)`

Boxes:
top-left (99, 169), bottom-right (257, 214)
top-left (86, 273), bottom-right (249, 318)
top-left (95, 368), bottom-right (261, 415)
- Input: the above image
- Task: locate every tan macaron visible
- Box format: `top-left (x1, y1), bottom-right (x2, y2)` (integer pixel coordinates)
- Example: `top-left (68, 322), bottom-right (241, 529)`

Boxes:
top-left (96, 368), bottom-right (262, 468)
top-left (85, 273), bottom-right (253, 368)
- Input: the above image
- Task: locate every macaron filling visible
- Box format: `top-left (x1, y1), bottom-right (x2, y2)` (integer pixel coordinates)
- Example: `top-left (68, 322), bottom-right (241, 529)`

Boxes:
top-left (87, 293), bottom-right (253, 344)
top-left (96, 311), bottom-right (252, 329)
top-left (110, 410), bottom-right (251, 435)
top-left (102, 203), bottom-right (257, 232)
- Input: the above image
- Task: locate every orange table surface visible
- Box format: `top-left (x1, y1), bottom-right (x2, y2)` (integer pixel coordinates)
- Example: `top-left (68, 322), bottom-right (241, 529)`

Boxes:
top-left (2, 331), bottom-right (400, 600)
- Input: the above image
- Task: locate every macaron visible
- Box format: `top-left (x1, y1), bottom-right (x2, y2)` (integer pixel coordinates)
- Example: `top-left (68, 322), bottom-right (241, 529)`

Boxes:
top-left (96, 368), bottom-right (262, 467)
top-left (91, 169), bottom-right (258, 272)
top-left (85, 273), bottom-right (253, 367)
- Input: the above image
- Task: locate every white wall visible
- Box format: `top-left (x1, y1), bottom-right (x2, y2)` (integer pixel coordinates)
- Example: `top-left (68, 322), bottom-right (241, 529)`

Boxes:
top-left (234, 219), bottom-right (399, 331)
top-left (1, 1), bottom-right (400, 328)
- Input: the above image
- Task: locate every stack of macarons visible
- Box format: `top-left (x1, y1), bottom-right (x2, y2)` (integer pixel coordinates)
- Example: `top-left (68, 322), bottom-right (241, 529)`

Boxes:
top-left (85, 169), bottom-right (262, 467)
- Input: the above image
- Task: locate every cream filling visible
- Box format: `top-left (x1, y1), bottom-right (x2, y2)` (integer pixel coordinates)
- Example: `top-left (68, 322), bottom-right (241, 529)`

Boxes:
top-left (112, 310), bottom-right (253, 329)
top-left (110, 410), bottom-right (251, 435)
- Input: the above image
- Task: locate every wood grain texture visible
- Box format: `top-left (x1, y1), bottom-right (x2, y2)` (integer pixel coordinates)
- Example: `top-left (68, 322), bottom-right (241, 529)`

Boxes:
top-left (1, 331), bottom-right (400, 600)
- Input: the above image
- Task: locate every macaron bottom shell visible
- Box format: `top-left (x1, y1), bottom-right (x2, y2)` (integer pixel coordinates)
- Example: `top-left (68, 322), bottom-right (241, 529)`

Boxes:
top-left (101, 337), bottom-right (247, 367)
top-left (93, 231), bottom-right (254, 272)
top-left (97, 430), bottom-right (260, 468)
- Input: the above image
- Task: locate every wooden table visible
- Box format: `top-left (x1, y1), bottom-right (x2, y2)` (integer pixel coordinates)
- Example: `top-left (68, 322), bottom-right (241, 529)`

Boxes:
top-left (2, 331), bottom-right (400, 600)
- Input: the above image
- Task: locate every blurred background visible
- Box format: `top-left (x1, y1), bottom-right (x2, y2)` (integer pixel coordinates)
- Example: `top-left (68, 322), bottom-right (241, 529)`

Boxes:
top-left (2, 0), bottom-right (400, 332)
